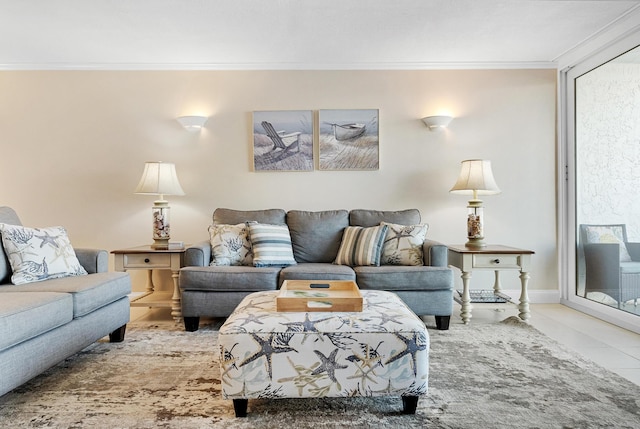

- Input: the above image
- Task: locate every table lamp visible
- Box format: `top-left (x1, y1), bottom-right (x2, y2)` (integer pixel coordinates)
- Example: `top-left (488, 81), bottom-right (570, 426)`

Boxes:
top-left (450, 159), bottom-right (501, 248)
top-left (135, 161), bottom-right (185, 249)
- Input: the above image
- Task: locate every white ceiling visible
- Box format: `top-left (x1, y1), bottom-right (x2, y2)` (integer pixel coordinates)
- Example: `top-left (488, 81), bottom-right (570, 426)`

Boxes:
top-left (1, 0), bottom-right (639, 70)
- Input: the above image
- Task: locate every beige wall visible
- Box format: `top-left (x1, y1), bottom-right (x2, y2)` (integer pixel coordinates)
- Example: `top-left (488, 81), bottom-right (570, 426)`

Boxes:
top-left (0, 69), bottom-right (557, 298)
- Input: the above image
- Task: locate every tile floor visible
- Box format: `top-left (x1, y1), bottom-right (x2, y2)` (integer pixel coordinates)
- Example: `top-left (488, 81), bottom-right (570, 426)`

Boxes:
top-left (130, 301), bottom-right (640, 387)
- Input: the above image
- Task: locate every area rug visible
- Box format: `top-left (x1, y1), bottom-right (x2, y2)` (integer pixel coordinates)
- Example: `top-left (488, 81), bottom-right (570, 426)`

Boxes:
top-left (0, 317), bottom-right (638, 429)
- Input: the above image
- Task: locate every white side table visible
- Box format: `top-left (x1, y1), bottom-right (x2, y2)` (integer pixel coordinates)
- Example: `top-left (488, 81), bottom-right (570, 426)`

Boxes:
top-left (112, 244), bottom-right (187, 323)
top-left (447, 245), bottom-right (534, 325)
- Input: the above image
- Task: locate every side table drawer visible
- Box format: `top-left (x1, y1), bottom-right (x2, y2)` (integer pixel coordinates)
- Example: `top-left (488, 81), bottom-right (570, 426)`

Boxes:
top-left (123, 253), bottom-right (172, 269)
top-left (473, 254), bottom-right (520, 269)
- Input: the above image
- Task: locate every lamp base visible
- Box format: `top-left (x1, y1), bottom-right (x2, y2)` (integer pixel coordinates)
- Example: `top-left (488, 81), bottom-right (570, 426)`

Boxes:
top-left (151, 238), bottom-right (170, 250)
top-left (465, 237), bottom-right (487, 249)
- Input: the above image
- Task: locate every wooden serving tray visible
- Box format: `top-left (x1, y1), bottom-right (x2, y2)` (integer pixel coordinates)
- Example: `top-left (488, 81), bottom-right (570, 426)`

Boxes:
top-left (276, 280), bottom-right (363, 312)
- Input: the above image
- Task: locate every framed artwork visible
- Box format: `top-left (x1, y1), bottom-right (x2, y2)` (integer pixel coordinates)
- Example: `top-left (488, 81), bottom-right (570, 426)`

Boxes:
top-left (318, 109), bottom-right (379, 170)
top-left (253, 110), bottom-right (314, 171)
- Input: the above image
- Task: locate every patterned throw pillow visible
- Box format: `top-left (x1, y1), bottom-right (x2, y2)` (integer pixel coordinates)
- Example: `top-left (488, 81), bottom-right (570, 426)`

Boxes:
top-left (380, 222), bottom-right (429, 266)
top-left (208, 223), bottom-right (252, 266)
top-left (0, 223), bottom-right (88, 285)
top-left (334, 225), bottom-right (388, 267)
top-left (246, 223), bottom-right (296, 267)
top-left (585, 225), bottom-right (632, 262)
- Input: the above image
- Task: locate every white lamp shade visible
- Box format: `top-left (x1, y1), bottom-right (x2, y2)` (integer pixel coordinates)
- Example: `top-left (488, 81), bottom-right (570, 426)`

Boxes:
top-left (177, 115), bottom-right (208, 132)
top-left (135, 162), bottom-right (185, 198)
top-left (422, 115), bottom-right (453, 131)
top-left (450, 159), bottom-right (501, 196)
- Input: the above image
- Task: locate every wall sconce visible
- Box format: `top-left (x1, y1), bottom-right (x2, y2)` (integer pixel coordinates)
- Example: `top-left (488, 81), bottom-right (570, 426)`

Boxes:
top-left (135, 161), bottom-right (185, 249)
top-left (177, 115), bottom-right (208, 132)
top-left (450, 159), bottom-right (501, 248)
top-left (422, 115), bottom-right (453, 131)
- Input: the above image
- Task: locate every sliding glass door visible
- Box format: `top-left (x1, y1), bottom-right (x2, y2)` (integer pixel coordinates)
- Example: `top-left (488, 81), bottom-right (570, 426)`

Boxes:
top-left (562, 35), bottom-right (640, 334)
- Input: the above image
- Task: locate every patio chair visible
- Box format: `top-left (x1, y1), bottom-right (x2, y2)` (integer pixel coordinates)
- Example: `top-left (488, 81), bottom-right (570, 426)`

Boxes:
top-left (580, 224), bottom-right (640, 307)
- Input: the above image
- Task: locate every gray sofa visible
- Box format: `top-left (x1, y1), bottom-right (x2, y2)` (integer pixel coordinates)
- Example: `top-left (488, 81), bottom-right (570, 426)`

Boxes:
top-left (180, 208), bottom-right (454, 331)
top-left (0, 207), bottom-right (131, 397)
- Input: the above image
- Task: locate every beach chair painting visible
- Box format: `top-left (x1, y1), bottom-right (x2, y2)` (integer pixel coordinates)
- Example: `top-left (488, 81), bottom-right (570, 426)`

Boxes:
top-left (253, 110), bottom-right (314, 171)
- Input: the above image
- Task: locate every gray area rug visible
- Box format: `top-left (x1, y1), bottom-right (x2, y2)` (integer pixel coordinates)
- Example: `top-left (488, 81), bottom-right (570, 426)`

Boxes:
top-left (0, 316), bottom-right (639, 428)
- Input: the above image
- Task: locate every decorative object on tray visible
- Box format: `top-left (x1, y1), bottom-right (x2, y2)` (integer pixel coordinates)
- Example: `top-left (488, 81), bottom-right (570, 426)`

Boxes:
top-left (319, 109), bottom-right (379, 170)
top-left (276, 280), bottom-right (363, 312)
top-left (252, 110), bottom-right (313, 171)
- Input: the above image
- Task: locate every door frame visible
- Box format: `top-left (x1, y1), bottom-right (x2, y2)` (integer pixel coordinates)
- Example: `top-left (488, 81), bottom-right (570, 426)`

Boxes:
top-left (558, 30), bottom-right (640, 334)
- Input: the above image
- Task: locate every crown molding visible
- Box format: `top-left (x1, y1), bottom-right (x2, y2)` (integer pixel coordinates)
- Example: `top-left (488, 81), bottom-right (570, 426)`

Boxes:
top-left (555, 5), bottom-right (640, 70)
top-left (0, 60), bottom-right (558, 71)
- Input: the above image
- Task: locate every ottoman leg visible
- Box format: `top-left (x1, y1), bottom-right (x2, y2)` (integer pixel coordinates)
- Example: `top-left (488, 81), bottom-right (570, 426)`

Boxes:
top-left (402, 396), bottom-right (419, 414)
top-left (233, 399), bottom-right (248, 417)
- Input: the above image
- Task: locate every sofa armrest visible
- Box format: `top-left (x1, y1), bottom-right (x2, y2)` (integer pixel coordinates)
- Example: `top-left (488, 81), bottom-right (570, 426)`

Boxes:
top-left (423, 239), bottom-right (448, 267)
top-left (75, 248), bottom-right (108, 274)
top-left (184, 241), bottom-right (211, 267)
top-left (626, 242), bottom-right (640, 261)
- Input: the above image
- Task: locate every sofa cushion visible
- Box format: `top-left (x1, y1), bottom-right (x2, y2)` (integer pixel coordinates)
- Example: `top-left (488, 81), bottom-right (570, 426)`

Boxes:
top-left (0, 272), bottom-right (131, 318)
top-left (0, 224), bottom-right (88, 285)
top-left (584, 225), bottom-right (632, 262)
top-left (208, 223), bottom-right (253, 266)
top-left (247, 223), bottom-right (297, 267)
top-left (380, 222), bottom-right (429, 266)
top-left (179, 266), bottom-right (280, 292)
top-left (0, 207), bottom-right (22, 285)
top-left (279, 263), bottom-right (355, 285)
top-left (213, 208), bottom-right (286, 225)
top-left (349, 209), bottom-right (421, 227)
top-left (355, 265), bottom-right (453, 291)
top-left (334, 225), bottom-right (388, 267)
top-left (0, 292), bottom-right (73, 352)
top-left (287, 210), bottom-right (349, 263)
top-left (620, 261), bottom-right (640, 274)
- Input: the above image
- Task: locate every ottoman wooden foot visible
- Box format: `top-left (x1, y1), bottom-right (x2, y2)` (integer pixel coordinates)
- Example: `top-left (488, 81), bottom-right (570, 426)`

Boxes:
top-left (402, 396), bottom-right (419, 414)
top-left (233, 399), bottom-right (248, 417)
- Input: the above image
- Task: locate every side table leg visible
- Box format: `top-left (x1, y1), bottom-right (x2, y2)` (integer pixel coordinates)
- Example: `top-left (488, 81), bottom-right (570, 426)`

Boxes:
top-left (518, 271), bottom-right (531, 321)
top-left (170, 269), bottom-right (182, 323)
top-left (493, 270), bottom-right (502, 294)
top-left (460, 270), bottom-right (473, 325)
top-left (145, 269), bottom-right (154, 293)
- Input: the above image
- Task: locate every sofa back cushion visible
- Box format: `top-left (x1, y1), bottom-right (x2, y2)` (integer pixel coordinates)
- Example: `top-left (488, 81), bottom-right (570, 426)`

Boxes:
top-left (0, 207), bottom-right (22, 284)
top-left (287, 210), bottom-right (349, 263)
top-left (349, 209), bottom-right (421, 227)
top-left (213, 208), bottom-right (286, 225)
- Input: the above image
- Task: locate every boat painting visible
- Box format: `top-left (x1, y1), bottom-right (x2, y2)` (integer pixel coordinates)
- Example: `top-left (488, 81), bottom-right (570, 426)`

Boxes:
top-left (326, 122), bottom-right (366, 141)
top-left (319, 109), bottom-right (379, 170)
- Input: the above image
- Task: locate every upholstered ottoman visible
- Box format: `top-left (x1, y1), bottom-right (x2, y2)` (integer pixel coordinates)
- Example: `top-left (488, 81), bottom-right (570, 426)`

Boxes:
top-left (218, 290), bottom-right (429, 417)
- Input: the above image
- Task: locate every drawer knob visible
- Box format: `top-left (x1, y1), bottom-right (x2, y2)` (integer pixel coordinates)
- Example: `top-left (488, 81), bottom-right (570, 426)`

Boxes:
top-left (493, 259), bottom-right (500, 264)
top-left (144, 258), bottom-right (150, 263)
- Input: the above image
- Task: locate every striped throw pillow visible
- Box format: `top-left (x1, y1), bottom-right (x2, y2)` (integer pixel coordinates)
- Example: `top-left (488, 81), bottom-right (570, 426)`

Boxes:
top-left (334, 225), bottom-right (388, 267)
top-left (247, 223), bottom-right (297, 267)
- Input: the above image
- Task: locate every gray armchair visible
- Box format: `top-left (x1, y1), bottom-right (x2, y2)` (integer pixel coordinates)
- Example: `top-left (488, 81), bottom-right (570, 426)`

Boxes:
top-left (580, 224), bottom-right (640, 307)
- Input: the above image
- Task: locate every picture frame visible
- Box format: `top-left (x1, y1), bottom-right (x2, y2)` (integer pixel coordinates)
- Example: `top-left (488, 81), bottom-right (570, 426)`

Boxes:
top-left (252, 110), bottom-right (314, 172)
top-left (318, 109), bottom-right (379, 171)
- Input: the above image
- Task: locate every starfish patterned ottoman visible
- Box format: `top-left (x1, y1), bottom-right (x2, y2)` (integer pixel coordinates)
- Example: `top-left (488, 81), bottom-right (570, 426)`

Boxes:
top-left (218, 290), bottom-right (429, 417)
